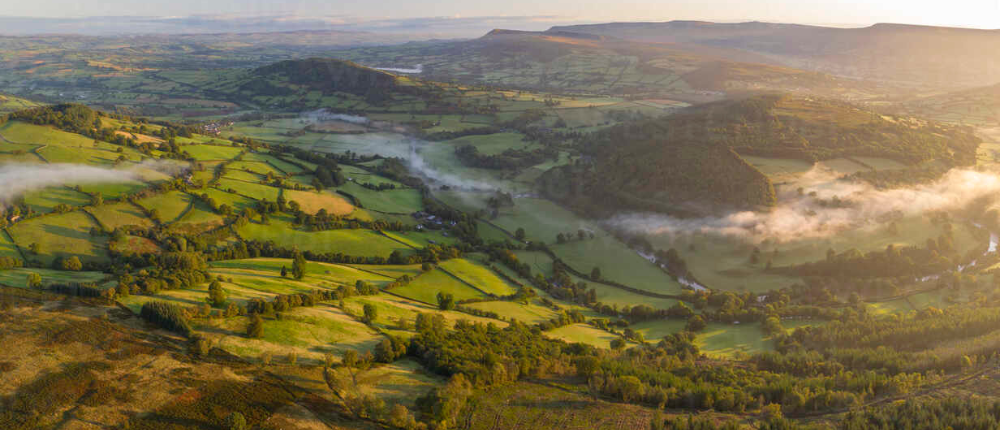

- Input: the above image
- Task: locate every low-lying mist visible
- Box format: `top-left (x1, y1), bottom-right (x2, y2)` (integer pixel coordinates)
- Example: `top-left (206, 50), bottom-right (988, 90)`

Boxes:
top-left (301, 109), bottom-right (369, 125)
top-left (0, 163), bottom-right (137, 204)
top-left (608, 167), bottom-right (1000, 243)
top-left (407, 139), bottom-right (496, 191)
top-left (0, 161), bottom-right (187, 205)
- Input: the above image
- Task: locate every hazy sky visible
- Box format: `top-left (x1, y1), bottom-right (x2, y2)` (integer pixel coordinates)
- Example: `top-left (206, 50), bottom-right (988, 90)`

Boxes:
top-left (3, 0), bottom-right (1000, 29)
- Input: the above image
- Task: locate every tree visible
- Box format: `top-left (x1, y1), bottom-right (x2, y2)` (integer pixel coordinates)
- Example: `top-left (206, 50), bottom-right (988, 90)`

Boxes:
top-left (207, 280), bottom-right (227, 307)
top-left (291, 251), bottom-right (306, 280)
top-left (686, 315), bottom-right (707, 332)
top-left (590, 267), bottom-right (602, 281)
top-left (610, 338), bottom-right (627, 350)
top-left (363, 303), bottom-right (378, 324)
top-left (437, 292), bottom-right (455, 310)
top-left (62, 256), bottom-right (83, 271)
top-left (91, 192), bottom-right (103, 207)
top-left (556, 233), bottom-right (566, 243)
top-left (280, 266), bottom-right (288, 278)
top-left (419, 374), bottom-right (472, 427)
top-left (26, 272), bottom-right (41, 289)
top-left (515, 227), bottom-right (526, 241)
top-left (247, 314), bottom-right (264, 338)
top-left (388, 404), bottom-right (417, 429)
top-left (374, 338), bottom-right (404, 363)
top-left (29, 242), bottom-right (40, 255)
top-left (324, 350), bottom-right (375, 418)
top-left (762, 316), bottom-right (784, 336)
top-left (225, 412), bottom-right (248, 430)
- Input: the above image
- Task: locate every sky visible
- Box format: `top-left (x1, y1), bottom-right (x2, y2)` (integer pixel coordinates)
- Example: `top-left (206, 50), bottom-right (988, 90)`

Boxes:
top-left (1, 0), bottom-right (999, 34)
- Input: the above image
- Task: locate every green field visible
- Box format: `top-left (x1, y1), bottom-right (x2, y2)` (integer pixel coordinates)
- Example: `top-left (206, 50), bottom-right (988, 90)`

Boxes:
top-left (136, 191), bottom-right (192, 223)
top-left (22, 187), bottom-right (92, 214)
top-left (77, 180), bottom-right (149, 199)
top-left (337, 182), bottom-right (423, 214)
top-left (183, 144), bottom-right (243, 161)
top-left (197, 304), bottom-right (385, 364)
top-left (0, 267), bottom-right (106, 288)
top-left (0, 231), bottom-right (21, 259)
top-left (8, 211), bottom-right (108, 265)
top-left (551, 235), bottom-right (685, 296)
top-left (546, 323), bottom-right (624, 349)
top-left (198, 187), bottom-right (257, 212)
top-left (490, 198), bottom-right (600, 244)
top-left (216, 178), bottom-right (281, 201)
top-left (438, 258), bottom-right (518, 296)
top-left (211, 258), bottom-right (397, 287)
top-left (88, 202), bottom-right (153, 229)
top-left (169, 200), bottom-right (225, 234)
top-left (222, 168), bottom-right (263, 183)
top-left (464, 300), bottom-right (560, 324)
top-left (629, 319), bottom-right (688, 343)
top-left (382, 230), bottom-right (460, 248)
top-left (390, 268), bottom-right (487, 304)
top-left (229, 160), bottom-right (285, 177)
top-left (237, 215), bottom-right (409, 257)
top-left (342, 293), bottom-right (508, 336)
top-left (283, 189), bottom-right (356, 216)
top-left (694, 322), bottom-right (773, 358)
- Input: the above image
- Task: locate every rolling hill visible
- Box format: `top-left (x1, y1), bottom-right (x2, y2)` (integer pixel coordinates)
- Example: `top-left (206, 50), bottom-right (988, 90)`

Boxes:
top-left (330, 29), bottom-right (881, 100)
top-left (539, 93), bottom-right (981, 215)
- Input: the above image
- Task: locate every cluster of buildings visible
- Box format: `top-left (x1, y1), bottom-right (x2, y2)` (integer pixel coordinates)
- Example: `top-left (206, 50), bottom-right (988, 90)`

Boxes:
top-left (199, 119), bottom-right (234, 136)
top-left (411, 211), bottom-right (457, 232)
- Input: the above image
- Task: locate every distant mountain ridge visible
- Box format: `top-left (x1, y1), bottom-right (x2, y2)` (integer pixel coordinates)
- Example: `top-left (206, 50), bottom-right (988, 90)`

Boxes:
top-left (549, 21), bottom-right (1000, 90)
top-left (328, 27), bottom-right (879, 99)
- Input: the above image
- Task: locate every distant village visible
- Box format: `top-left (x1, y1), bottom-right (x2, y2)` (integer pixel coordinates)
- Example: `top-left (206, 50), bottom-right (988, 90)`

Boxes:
top-left (199, 119), bottom-right (234, 136)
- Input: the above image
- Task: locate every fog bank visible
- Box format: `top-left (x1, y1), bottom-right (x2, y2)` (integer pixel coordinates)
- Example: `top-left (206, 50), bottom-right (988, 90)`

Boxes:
top-left (0, 163), bottom-right (139, 204)
top-left (608, 167), bottom-right (1000, 243)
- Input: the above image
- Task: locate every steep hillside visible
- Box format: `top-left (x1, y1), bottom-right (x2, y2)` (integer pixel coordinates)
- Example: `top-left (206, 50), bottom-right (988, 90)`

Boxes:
top-left (539, 94), bottom-right (980, 215)
top-left (230, 58), bottom-right (424, 106)
top-left (550, 21), bottom-right (1000, 90)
